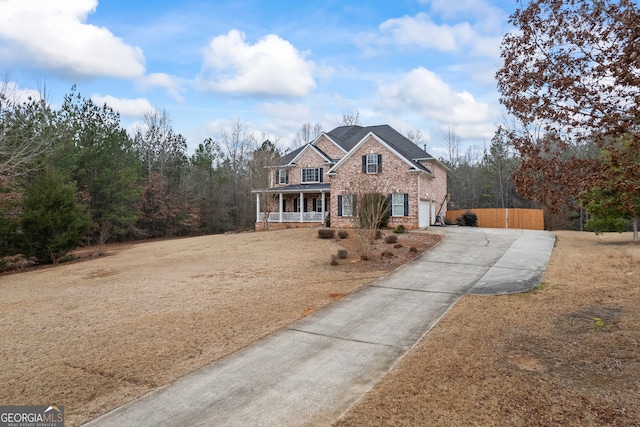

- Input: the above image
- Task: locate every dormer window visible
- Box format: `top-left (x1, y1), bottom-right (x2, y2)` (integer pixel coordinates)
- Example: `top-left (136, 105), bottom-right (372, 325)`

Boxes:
top-left (363, 154), bottom-right (382, 174)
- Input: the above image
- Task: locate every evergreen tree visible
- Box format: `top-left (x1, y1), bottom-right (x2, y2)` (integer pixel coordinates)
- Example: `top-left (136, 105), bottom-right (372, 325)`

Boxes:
top-left (55, 87), bottom-right (142, 244)
top-left (19, 168), bottom-right (90, 264)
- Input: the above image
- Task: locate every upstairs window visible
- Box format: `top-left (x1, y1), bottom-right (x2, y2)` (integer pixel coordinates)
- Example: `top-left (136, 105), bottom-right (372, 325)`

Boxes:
top-left (277, 169), bottom-right (288, 184)
top-left (301, 167), bottom-right (323, 183)
top-left (362, 154), bottom-right (382, 174)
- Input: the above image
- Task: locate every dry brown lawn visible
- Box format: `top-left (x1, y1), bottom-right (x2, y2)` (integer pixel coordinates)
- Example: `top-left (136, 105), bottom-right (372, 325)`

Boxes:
top-left (335, 231), bottom-right (640, 426)
top-left (0, 228), bottom-right (440, 427)
top-left (3, 229), bottom-right (639, 426)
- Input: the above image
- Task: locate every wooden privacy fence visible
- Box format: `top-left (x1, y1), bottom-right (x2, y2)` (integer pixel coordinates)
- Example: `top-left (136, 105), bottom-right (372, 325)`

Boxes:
top-left (445, 208), bottom-right (545, 230)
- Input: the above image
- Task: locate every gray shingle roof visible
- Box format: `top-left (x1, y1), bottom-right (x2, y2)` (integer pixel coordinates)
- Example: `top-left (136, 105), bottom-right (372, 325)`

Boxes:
top-left (327, 125), bottom-right (435, 173)
top-left (276, 124), bottom-right (437, 174)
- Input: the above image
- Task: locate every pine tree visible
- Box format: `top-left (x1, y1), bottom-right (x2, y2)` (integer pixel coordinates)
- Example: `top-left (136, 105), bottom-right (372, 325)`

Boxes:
top-left (19, 168), bottom-right (90, 264)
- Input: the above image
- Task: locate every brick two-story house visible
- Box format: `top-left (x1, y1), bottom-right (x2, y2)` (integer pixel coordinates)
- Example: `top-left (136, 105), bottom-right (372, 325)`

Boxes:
top-left (252, 125), bottom-right (448, 231)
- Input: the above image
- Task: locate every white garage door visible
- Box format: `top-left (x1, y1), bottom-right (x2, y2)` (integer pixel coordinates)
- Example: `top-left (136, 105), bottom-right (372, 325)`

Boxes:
top-left (418, 200), bottom-right (430, 228)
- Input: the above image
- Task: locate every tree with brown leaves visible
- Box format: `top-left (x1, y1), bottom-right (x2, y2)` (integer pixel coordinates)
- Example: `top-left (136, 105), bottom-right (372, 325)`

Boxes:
top-left (497, 0), bottom-right (639, 240)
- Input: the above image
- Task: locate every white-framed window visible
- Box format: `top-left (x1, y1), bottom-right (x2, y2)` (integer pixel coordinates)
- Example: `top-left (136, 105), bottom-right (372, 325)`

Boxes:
top-left (392, 193), bottom-right (405, 216)
top-left (277, 169), bottom-right (288, 184)
top-left (341, 194), bottom-right (355, 217)
top-left (366, 153), bottom-right (379, 174)
top-left (301, 167), bottom-right (322, 183)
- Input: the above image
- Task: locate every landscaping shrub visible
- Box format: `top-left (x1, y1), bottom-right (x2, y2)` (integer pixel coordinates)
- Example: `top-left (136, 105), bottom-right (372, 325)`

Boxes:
top-left (384, 234), bottom-right (398, 244)
top-left (393, 224), bottom-right (406, 234)
top-left (456, 211), bottom-right (478, 227)
top-left (337, 249), bottom-right (348, 259)
top-left (318, 229), bottom-right (335, 239)
top-left (330, 255), bottom-right (338, 265)
top-left (338, 230), bottom-right (349, 239)
top-left (394, 243), bottom-right (403, 249)
top-left (381, 250), bottom-right (394, 258)
top-left (409, 246), bottom-right (418, 252)
top-left (375, 230), bottom-right (382, 240)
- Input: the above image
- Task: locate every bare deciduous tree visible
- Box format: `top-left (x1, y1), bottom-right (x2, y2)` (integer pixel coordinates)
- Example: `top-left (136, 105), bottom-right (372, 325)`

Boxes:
top-left (340, 109), bottom-right (361, 126)
top-left (406, 129), bottom-right (426, 148)
top-left (293, 122), bottom-right (322, 147)
top-left (443, 126), bottom-right (461, 167)
top-left (0, 80), bottom-right (52, 177)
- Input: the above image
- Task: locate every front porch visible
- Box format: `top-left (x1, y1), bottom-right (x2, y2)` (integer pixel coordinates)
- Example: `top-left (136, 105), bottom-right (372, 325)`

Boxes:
top-left (252, 184), bottom-right (330, 231)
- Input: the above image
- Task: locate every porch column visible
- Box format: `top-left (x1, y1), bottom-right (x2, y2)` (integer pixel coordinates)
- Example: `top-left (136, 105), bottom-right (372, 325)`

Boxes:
top-left (321, 191), bottom-right (326, 222)
top-left (255, 193), bottom-right (260, 222)
top-left (299, 191), bottom-right (304, 223)
top-left (279, 193), bottom-right (283, 223)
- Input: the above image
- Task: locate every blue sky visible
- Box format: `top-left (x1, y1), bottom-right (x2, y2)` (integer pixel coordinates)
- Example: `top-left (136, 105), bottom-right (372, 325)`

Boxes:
top-left (0, 0), bottom-right (517, 158)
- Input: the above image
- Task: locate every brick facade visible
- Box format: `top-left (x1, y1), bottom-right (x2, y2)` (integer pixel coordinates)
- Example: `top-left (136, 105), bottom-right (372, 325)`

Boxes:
top-left (254, 125), bottom-right (448, 231)
top-left (330, 135), bottom-right (424, 229)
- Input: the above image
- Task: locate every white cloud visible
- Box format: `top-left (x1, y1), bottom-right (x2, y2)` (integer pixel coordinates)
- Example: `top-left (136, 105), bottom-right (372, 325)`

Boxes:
top-left (0, 0), bottom-right (145, 79)
top-left (0, 81), bottom-right (43, 104)
top-left (199, 30), bottom-right (316, 97)
top-left (426, 0), bottom-right (506, 32)
top-left (379, 13), bottom-right (473, 52)
top-left (137, 73), bottom-right (186, 102)
top-left (377, 67), bottom-right (498, 138)
top-left (91, 94), bottom-right (155, 118)
top-left (377, 13), bottom-right (501, 59)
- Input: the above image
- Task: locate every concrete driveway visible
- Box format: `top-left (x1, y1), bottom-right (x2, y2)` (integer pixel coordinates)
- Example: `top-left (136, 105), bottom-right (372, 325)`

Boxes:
top-left (84, 227), bottom-right (555, 427)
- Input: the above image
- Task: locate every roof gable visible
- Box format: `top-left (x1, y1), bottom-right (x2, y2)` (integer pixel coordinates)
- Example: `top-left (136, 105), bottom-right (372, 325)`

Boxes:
top-left (280, 143), bottom-right (332, 166)
top-left (326, 125), bottom-right (437, 174)
top-left (311, 133), bottom-right (347, 157)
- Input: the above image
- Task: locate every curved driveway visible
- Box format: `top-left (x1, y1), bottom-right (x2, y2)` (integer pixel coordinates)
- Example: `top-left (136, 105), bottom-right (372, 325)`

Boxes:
top-left (85, 227), bottom-right (555, 427)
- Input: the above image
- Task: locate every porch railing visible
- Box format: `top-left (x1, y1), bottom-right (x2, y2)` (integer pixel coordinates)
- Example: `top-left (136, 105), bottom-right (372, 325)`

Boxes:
top-left (259, 212), bottom-right (328, 223)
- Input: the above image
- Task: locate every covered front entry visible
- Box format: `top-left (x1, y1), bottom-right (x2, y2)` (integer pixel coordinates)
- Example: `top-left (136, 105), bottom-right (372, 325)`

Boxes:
top-left (253, 184), bottom-right (330, 230)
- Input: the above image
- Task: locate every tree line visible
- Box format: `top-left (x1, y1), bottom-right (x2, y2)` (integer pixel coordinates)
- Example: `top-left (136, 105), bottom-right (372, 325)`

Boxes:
top-left (0, 85), bottom-right (281, 264)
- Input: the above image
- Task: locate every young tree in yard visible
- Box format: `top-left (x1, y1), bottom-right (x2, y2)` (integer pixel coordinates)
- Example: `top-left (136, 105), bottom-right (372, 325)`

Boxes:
top-left (347, 179), bottom-right (389, 260)
top-left (497, 0), bottom-right (640, 239)
top-left (19, 168), bottom-right (90, 264)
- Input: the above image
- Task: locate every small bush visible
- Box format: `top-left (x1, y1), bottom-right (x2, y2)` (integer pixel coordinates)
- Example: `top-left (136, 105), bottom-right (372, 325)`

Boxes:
top-left (393, 224), bottom-right (406, 234)
top-left (456, 211), bottom-right (478, 227)
top-left (318, 229), bottom-right (335, 239)
top-left (409, 246), bottom-right (418, 252)
top-left (337, 249), bottom-right (348, 259)
top-left (394, 243), bottom-right (403, 249)
top-left (338, 230), bottom-right (349, 239)
top-left (360, 254), bottom-right (370, 261)
top-left (330, 255), bottom-right (338, 265)
top-left (384, 234), bottom-right (398, 244)
top-left (375, 230), bottom-right (382, 240)
top-left (381, 250), bottom-right (394, 258)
